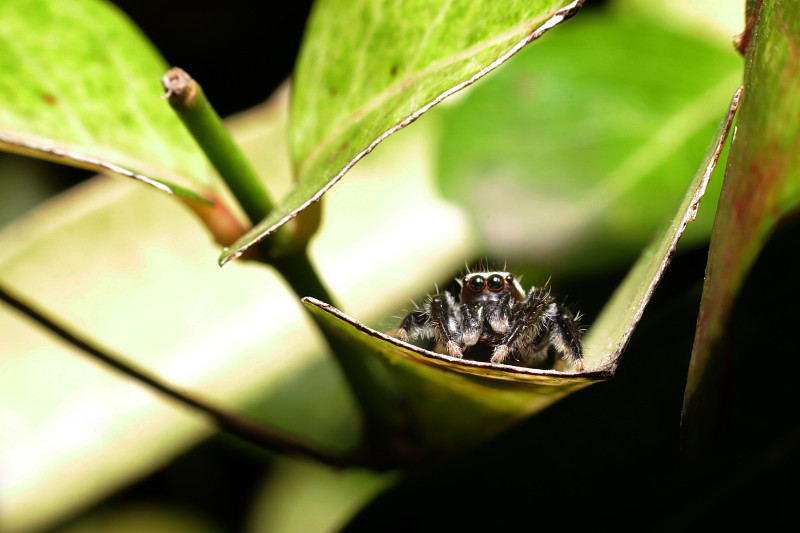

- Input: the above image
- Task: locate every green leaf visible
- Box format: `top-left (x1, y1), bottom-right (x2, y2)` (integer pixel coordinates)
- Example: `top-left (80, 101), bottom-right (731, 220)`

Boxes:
top-left (302, 87), bottom-right (740, 455)
top-left (219, 0), bottom-right (584, 265)
top-left (435, 6), bottom-right (742, 273)
top-left (682, 0), bottom-right (800, 452)
top-left (0, 0), bottom-right (211, 199)
top-left (247, 458), bottom-right (393, 533)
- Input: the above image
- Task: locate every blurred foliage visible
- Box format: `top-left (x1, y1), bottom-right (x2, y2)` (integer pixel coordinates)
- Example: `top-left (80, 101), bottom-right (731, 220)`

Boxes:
top-left (436, 7), bottom-right (741, 274)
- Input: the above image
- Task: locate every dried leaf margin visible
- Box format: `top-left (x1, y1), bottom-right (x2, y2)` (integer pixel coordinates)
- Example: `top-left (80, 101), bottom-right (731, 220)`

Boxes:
top-left (304, 297), bottom-right (607, 385)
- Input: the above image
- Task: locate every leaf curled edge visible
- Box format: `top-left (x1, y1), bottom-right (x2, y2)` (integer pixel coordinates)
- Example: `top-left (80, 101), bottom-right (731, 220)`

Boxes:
top-left (582, 87), bottom-right (742, 374)
top-left (301, 85), bottom-right (741, 399)
top-left (304, 297), bottom-right (608, 384)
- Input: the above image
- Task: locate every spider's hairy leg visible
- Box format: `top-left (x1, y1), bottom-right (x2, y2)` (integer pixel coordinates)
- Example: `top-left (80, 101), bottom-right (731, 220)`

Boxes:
top-left (430, 291), bottom-right (464, 357)
top-left (397, 308), bottom-right (430, 342)
top-left (490, 287), bottom-right (549, 364)
top-left (546, 302), bottom-right (584, 371)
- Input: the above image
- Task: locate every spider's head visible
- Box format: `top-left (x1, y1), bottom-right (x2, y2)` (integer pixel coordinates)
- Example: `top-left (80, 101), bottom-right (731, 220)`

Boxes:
top-left (459, 271), bottom-right (525, 306)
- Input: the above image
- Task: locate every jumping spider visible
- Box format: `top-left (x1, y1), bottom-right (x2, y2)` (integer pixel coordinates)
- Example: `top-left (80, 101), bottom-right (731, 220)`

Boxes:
top-left (396, 271), bottom-right (584, 371)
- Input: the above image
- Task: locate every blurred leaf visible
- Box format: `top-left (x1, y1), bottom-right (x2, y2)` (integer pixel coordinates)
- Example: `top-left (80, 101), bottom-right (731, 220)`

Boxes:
top-left (303, 87), bottom-right (739, 456)
top-left (220, 0), bottom-right (584, 264)
top-left (583, 88), bottom-right (741, 374)
top-left (682, 0), bottom-right (800, 452)
top-left (435, 6), bottom-right (742, 274)
top-left (0, 87), bottom-right (471, 532)
top-left (246, 458), bottom-right (393, 533)
top-left (0, 0), bottom-right (212, 199)
top-left (58, 503), bottom-right (224, 533)
top-left (0, 177), bottom-right (327, 533)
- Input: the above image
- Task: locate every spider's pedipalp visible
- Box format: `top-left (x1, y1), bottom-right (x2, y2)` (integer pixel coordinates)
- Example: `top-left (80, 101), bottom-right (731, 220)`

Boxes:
top-left (460, 304), bottom-right (483, 347)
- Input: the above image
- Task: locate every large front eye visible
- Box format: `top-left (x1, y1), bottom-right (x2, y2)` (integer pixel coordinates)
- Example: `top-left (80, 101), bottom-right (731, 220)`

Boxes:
top-left (467, 275), bottom-right (485, 291)
top-left (487, 274), bottom-right (505, 291)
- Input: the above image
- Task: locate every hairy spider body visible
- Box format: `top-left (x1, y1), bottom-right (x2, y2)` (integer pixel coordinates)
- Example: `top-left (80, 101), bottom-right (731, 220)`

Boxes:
top-left (396, 271), bottom-right (583, 371)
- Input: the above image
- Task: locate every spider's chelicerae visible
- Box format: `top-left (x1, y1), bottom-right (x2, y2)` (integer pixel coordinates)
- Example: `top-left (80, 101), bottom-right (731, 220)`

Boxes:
top-left (396, 271), bottom-right (584, 371)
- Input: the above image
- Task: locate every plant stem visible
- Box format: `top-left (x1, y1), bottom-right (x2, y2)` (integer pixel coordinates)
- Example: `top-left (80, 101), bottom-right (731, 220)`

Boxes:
top-left (270, 248), bottom-right (409, 455)
top-left (162, 67), bottom-right (276, 226)
top-left (0, 282), bottom-right (370, 467)
top-left (162, 69), bottom-right (407, 458)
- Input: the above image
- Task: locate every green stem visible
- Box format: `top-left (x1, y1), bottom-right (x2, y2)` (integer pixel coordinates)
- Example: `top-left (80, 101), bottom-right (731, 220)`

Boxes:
top-left (162, 69), bottom-right (406, 459)
top-left (271, 248), bottom-right (408, 456)
top-left (162, 67), bottom-right (276, 225)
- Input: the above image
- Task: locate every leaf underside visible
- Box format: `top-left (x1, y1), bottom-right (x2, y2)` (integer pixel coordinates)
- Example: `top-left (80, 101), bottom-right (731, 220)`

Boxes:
top-left (305, 297), bottom-right (602, 453)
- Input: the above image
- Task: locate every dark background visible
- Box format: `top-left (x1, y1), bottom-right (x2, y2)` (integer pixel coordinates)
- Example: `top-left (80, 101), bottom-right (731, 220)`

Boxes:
top-left (113, 1), bottom-right (314, 118)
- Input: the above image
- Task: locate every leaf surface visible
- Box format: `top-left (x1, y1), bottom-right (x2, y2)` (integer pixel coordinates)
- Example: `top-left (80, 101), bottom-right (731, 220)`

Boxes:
top-left (220, 0), bottom-right (584, 264)
top-left (0, 0), bottom-right (211, 199)
top-left (303, 87), bottom-right (740, 454)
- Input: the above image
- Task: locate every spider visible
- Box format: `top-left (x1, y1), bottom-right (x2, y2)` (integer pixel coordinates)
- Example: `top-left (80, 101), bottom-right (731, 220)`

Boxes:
top-left (395, 271), bottom-right (584, 371)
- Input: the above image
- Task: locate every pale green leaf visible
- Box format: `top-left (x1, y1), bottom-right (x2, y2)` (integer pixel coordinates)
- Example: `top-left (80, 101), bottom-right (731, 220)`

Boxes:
top-left (0, 87), bottom-right (471, 533)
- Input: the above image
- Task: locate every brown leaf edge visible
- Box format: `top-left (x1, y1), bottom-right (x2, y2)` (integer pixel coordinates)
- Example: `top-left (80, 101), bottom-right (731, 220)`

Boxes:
top-left (0, 132), bottom-right (246, 247)
top-left (304, 297), bottom-right (608, 384)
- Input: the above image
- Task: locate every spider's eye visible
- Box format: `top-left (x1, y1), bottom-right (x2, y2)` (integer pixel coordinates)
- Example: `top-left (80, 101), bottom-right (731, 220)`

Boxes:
top-left (467, 275), bottom-right (486, 291)
top-left (487, 274), bottom-right (505, 291)
top-left (506, 275), bottom-right (514, 283)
